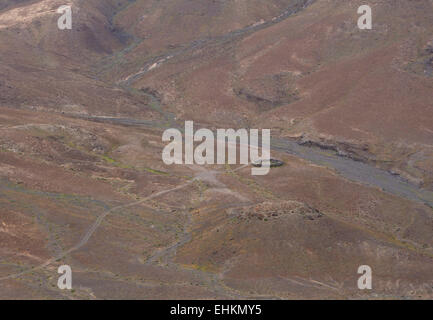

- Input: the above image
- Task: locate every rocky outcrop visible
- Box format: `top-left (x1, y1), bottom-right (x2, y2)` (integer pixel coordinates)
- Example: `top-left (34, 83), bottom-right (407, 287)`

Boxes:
top-left (227, 200), bottom-right (323, 221)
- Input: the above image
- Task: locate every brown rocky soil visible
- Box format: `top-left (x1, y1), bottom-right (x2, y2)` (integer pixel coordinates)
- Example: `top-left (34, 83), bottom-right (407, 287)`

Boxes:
top-left (0, 0), bottom-right (432, 299)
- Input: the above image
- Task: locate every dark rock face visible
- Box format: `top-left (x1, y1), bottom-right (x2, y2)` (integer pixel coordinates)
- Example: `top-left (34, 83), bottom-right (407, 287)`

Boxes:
top-left (252, 158), bottom-right (284, 168)
top-left (227, 200), bottom-right (324, 221)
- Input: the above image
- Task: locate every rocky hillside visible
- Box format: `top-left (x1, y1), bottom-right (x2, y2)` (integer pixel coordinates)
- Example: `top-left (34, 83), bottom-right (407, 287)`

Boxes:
top-left (0, 0), bottom-right (433, 300)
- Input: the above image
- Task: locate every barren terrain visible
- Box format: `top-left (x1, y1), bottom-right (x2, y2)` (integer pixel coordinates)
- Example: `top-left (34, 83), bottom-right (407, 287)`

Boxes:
top-left (0, 0), bottom-right (432, 299)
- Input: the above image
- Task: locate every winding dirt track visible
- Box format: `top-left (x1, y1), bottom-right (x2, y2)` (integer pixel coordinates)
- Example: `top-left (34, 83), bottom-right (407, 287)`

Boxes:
top-left (0, 181), bottom-right (194, 281)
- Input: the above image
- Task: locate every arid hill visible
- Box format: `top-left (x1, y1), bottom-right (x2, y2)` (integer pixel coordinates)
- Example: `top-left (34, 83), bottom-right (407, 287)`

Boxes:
top-left (0, 0), bottom-right (432, 299)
